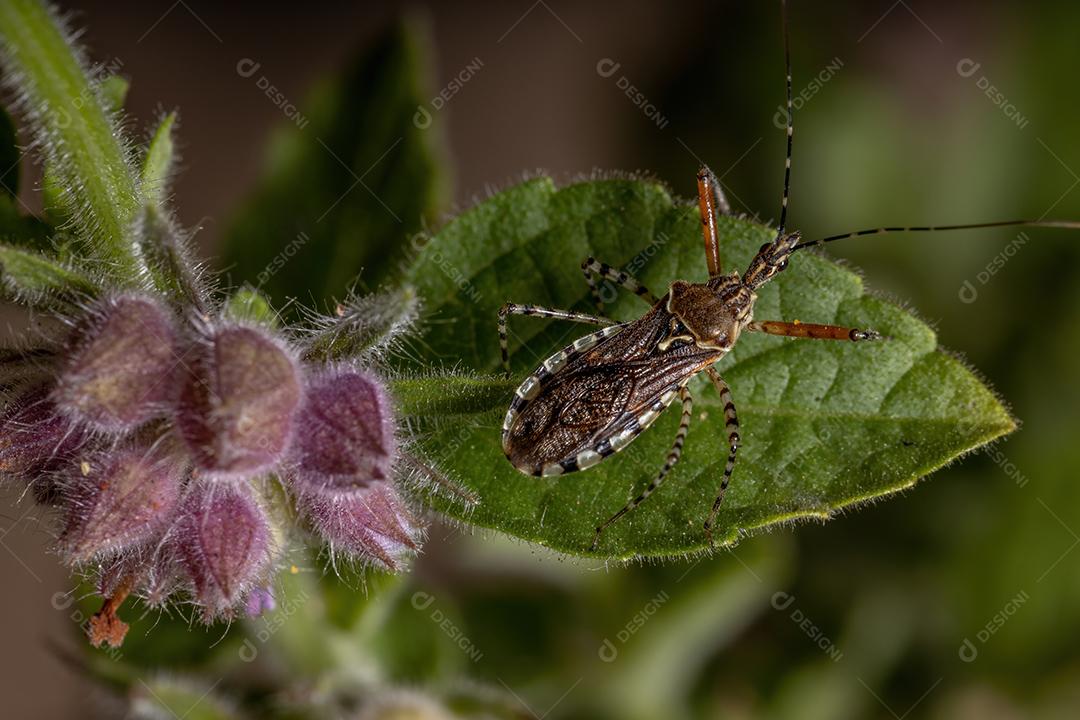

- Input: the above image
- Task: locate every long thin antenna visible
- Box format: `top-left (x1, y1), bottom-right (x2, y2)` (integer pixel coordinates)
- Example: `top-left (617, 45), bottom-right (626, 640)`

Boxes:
top-left (776, 0), bottom-right (794, 241)
top-left (792, 219), bottom-right (1080, 251)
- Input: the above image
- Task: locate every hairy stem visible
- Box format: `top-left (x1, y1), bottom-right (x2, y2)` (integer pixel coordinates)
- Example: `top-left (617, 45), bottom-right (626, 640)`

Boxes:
top-left (0, 0), bottom-right (143, 279)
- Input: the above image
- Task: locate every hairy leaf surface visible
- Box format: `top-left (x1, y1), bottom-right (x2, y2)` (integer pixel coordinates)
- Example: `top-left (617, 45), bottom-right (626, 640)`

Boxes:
top-left (401, 177), bottom-right (1014, 559)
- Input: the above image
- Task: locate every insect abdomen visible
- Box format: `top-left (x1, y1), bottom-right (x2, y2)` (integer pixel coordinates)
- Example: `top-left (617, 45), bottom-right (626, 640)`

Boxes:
top-left (502, 323), bottom-right (683, 477)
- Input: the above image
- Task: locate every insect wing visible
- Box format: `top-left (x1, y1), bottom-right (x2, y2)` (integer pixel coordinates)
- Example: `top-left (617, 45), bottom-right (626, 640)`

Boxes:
top-left (504, 307), bottom-right (721, 475)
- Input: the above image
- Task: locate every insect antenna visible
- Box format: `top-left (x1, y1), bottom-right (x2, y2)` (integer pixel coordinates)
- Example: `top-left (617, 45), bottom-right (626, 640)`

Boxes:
top-left (775, 0), bottom-right (794, 242)
top-left (791, 219), bottom-right (1080, 252)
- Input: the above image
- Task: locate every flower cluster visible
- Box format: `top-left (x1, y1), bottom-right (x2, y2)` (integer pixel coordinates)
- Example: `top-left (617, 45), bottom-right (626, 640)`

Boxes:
top-left (0, 292), bottom-right (422, 647)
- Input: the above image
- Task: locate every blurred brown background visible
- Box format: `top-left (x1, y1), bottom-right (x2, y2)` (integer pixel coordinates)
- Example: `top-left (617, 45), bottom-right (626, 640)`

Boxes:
top-left (3, 1), bottom-right (1079, 717)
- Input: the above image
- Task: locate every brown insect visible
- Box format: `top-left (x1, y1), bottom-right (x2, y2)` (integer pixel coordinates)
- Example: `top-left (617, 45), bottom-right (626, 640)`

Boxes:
top-left (497, 0), bottom-right (1080, 552)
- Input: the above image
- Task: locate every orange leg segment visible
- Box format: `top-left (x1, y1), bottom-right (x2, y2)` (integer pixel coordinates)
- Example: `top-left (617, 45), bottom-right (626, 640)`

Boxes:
top-left (748, 320), bottom-right (881, 342)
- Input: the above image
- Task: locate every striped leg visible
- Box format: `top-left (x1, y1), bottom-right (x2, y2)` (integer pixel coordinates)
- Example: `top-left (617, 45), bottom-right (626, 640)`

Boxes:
top-left (498, 302), bottom-right (611, 374)
top-left (589, 386), bottom-right (693, 552)
top-left (581, 257), bottom-right (658, 313)
top-left (703, 368), bottom-right (740, 545)
top-left (748, 320), bottom-right (882, 342)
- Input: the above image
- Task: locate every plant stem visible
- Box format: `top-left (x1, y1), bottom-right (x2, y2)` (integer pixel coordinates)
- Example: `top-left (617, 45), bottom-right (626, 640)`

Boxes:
top-left (0, 0), bottom-right (143, 280)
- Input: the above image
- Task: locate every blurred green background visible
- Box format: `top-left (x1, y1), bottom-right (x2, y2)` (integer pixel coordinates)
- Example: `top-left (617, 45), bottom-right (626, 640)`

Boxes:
top-left (2, 1), bottom-right (1079, 717)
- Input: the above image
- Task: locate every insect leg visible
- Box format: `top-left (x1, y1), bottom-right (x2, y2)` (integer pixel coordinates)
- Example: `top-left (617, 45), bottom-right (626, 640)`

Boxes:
top-left (747, 320), bottom-right (882, 342)
top-left (704, 368), bottom-right (740, 546)
top-left (775, 0), bottom-right (794, 241)
top-left (498, 302), bottom-right (611, 374)
top-left (590, 386), bottom-right (693, 552)
top-left (698, 166), bottom-right (731, 278)
top-left (581, 257), bottom-right (658, 313)
top-left (700, 165), bottom-right (733, 216)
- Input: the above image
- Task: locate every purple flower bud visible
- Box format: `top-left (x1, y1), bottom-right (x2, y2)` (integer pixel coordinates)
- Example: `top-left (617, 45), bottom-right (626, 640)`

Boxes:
top-left (54, 294), bottom-right (180, 432)
top-left (301, 483), bottom-right (421, 572)
top-left (175, 479), bottom-right (274, 618)
top-left (90, 547), bottom-right (172, 647)
top-left (289, 368), bottom-right (396, 493)
top-left (0, 384), bottom-right (86, 480)
top-left (141, 546), bottom-right (184, 608)
top-left (176, 325), bottom-right (301, 477)
top-left (60, 444), bottom-right (183, 563)
top-left (96, 540), bottom-right (184, 611)
top-left (244, 585), bottom-right (276, 617)
top-left (96, 552), bottom-right (138, 599)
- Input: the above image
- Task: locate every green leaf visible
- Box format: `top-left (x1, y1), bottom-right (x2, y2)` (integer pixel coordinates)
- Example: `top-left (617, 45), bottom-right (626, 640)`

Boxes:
top-left (402, 177), bottom-right (1016, 560)
top-left (224, 286), bottom-right (277, 327)
top-left (224, 14), bottom-right (445, 307)
top-left (0, 243), bottom-right (98, 302)
top-left (134, 205), bottom-right (205, 310)
top-left (40, 166), bottom-right (64, 224)
top-left (0, 0), bottom-right (142, 278)
top-left (302, 285), bottom-right (419, 362)
top-left (391, 373), bottom-right (517, 417)
top-left (99, 74), bottom-right (128, 114)
top-left (141, 111), bottom-right (176, 208)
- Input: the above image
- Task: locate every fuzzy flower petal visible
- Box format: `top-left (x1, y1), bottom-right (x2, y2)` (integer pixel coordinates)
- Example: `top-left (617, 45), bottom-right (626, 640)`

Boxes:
top-left (54, 294), bottom-right (181, 431)
top-left (96, 543), bottom-right (182, 609)
top-left (60, 444), bottom-right (183, 563)
top-left (175, 479), bottom-right (274, 618)
top-left (244, 585), bottom-right (276, 617)
top-left (290, 367), bottom-right (396, 493)
top-left (177, 325), bottom-right (301, 477)
top-left (0, 384), bottom-right (86, 480)
top-left (302, 482), bottom-right (421, 572)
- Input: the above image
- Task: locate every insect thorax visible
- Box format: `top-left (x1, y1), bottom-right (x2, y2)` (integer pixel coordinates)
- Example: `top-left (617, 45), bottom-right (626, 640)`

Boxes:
top-left (664, 274), bottom-right (755, 352)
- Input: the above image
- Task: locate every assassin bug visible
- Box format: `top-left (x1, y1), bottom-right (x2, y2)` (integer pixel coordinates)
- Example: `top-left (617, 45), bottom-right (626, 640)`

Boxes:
top-left (497, 0), bottom-right (1080, 552)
